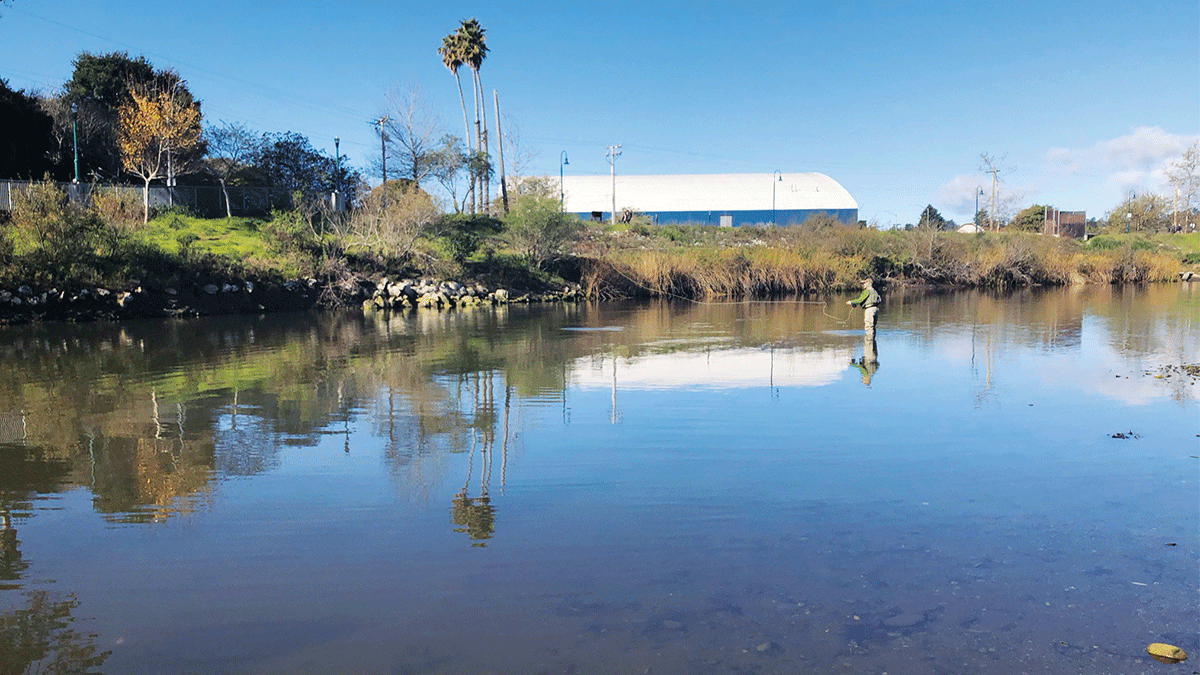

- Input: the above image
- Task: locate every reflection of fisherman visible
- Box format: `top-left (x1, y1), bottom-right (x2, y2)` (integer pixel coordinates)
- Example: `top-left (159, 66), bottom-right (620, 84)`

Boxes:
top-left (846, 278), bottom-right (881, 340)
top-left (851, 335), bottom-right (879, 386)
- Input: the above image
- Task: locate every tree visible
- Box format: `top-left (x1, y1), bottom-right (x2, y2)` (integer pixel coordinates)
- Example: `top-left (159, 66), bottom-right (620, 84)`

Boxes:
top-left (57, 52), bottom-right (202, 182)
top-left (64, 52), bottom-right (158, 109)
top-left (428, 134), bottom-right (468, 212)
top-left (1008, 205), bottom-right (1046, 232)
top-left (345, 181), bottom-right (441, 261)
top-left (252, 131), bottom-right (358, 201)
top-left (916, 205), bottom-right (949, 231)
top-left (438, 30), bottom-right (474, 213)
top-left (116, 85), bottom-right (201, 222)
top-left (202, 121), bottom-right (263, 218)
top-left (0, 79), bottom-right (54, 179)
top-left (1104, 192), bottom-right (1171, 233)
top-left (379, 83), bottom-right (443, 190)
top-left (1165, 141), bottom-right (1200, 222)
top-left (505, 193), bottom-right (583, 270)
top-left (457, 19), bottom-right (490, 213)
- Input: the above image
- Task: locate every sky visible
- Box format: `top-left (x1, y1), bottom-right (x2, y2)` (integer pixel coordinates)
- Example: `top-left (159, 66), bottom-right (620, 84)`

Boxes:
top-left (2, 0), bottom-right (1197, 226)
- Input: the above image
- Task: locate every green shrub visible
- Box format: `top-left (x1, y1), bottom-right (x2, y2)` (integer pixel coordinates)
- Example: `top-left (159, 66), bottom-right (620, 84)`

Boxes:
top-left (5, 179), bottom-right (117, 284)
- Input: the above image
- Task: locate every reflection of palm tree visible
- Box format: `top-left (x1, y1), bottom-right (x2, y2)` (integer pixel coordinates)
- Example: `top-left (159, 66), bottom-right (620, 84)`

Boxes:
top-left (449, 373), bottom-right (506, 546)
top-left (450, 490), bottom-right (495, 545)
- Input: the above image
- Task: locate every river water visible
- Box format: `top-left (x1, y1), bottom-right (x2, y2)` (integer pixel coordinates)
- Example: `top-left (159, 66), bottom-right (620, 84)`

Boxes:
top-left (0, 285), bottom-right (1196, 675)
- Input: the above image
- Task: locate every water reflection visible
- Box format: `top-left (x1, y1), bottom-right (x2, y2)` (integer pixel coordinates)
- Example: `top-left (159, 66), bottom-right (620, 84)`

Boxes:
top-left (0, 285), bottom-right (1192, 674)
top-left (0, 591), bottom-right (111, 674)
top-left (0, 286), bottom-right (1191, 527)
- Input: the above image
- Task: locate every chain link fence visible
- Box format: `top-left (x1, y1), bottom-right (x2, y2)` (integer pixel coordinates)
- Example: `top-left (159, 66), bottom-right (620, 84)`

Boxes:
top-left (0, 181), bottom-right (345, 217)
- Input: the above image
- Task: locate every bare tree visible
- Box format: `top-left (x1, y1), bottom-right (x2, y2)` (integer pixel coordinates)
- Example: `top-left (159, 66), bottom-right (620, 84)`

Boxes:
top-left (379, 83), bottom-right (443, 190)
top-left (203, 121), bottom-right (262, 218)
top-left (499, 113), bottom-right (537, 189)
top-left (1165, 141), bottom-right (1200, 222)
top-left (345, 183), bottom-right (441, 260)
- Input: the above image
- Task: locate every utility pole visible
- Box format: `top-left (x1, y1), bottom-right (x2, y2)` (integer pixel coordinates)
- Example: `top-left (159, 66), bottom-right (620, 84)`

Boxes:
top-left (606, 143), bottom-right (622, 225)
top-left (494, 90), bottom-right (508, 215)
top-left (377, 116), bottom-right (389, 207)
top-left (987, 166), bottom-right (999, 231)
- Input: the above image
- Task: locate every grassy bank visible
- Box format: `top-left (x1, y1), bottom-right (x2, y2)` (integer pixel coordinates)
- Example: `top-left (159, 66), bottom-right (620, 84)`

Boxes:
top-left (577, 223), bottom-right (1192, 298)
top-left (1, 181), bottom-right (1194, 300)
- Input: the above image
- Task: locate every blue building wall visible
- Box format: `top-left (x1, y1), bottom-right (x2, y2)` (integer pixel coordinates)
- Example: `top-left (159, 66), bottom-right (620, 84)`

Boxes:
top-left (577, 208), bottom-right (859, 227)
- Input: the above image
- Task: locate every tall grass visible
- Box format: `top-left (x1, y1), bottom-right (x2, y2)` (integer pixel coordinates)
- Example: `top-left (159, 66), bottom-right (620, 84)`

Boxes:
top-left (579, 225), bottom-right (1186, 299)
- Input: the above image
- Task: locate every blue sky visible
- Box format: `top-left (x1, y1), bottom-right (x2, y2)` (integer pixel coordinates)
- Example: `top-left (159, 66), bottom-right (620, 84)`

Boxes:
top-left (2, 0), bottom-right (1196, 225)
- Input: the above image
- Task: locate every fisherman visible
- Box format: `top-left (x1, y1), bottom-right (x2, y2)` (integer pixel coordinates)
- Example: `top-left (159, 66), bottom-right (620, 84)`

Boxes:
top-left (846, 278), bottom-right (881, 339)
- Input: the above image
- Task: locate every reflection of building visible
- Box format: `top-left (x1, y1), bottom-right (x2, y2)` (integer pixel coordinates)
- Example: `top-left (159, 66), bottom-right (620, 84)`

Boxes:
top-left (570, 346), bottom-right (854, 391)
top-left (562, 173), bottom-right (858, 226)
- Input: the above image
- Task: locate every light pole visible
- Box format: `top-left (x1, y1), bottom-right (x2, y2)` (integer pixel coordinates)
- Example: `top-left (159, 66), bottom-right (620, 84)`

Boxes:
top-left (772, 170), bottom-right (782, 225)
top-left (70, 102), bottom-right (79, 184)
top-left (332, 136), bottom-right (341, 211)
top-left (1126, 191), bottom-right (1134, 234)
top-left (334, 136), bottom-right (340, 190)
top-left (559, 151), bottom-right (569, 213)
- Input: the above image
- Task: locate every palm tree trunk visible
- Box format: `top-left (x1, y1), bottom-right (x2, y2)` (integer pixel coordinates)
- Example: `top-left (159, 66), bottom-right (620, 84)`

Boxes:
top-left (470, 67), bottom-right (482, 215)
top-left (475, 68), bottom-right (489, 213)
top-left (454, 71), bottom-right (474, 214)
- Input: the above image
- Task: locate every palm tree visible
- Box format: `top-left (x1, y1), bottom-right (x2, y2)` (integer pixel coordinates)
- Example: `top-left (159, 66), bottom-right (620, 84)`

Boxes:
top-left (438, 31), bottom-right (475, 213)
top-left (457, 19), bottom-right (489, 213)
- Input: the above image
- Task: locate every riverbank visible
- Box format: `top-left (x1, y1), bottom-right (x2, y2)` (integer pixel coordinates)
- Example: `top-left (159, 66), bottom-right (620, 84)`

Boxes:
top-left (0, 277), bottom-right (585, 325)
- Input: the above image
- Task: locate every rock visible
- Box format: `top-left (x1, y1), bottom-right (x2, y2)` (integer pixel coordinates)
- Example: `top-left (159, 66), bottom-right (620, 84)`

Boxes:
top-left (94, 288), bottom-right (110, 298)
top-left (117, 292), bottom-right (134, 308)
top-left (222, 283), bottom-right (237, 293)
top-left (17, 285), bottom-right (33, 297)
top-left (203, 284), bottom-right (219, 295)
top-left (166, 287), bottom-right (178, 296)
top-left (494, 289), bottom-right (510, 302)
top-left (244, 281), bottom-right (254, 294)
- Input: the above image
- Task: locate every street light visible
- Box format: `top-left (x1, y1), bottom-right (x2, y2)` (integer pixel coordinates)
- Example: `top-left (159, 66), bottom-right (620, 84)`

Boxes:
top-left (70, 102), bottom-right (79, 184)
top-left (334, 137), bottom-right (340, 190)
top-left (772, 170), bottom-right (782, 225)
top-left (560, 151), bottom-right (569, 213)
top-left (1126, 190), bottom-right (1134, 233)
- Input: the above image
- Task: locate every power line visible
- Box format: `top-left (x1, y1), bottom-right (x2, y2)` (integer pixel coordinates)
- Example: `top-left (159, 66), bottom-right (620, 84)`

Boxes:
top-left (10, 6), bottom-right (371, 124)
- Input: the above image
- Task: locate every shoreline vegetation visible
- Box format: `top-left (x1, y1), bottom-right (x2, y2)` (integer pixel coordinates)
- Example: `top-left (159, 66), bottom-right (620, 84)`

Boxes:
top-left (0, 181), bottom-right (1197, 325)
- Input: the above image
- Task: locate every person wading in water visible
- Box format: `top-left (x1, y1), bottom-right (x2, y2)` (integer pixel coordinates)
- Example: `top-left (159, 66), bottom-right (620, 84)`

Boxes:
top-left (846, 278), bottom-right (881, 340)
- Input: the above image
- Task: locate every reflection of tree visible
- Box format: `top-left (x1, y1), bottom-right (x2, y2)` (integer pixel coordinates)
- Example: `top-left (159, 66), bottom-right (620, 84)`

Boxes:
top-left (85, 435), bottom-right (214, 524)
top-left (0, 591), bottom-right (111, 675)
top-left (0, 446), bottom-right (72, 588)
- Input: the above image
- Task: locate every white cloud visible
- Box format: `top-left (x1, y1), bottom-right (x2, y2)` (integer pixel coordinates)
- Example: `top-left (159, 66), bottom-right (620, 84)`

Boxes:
top-left (1044, 126), bottom-right (1198, 194)
top-left (933, 174), bottom-right (988, 213)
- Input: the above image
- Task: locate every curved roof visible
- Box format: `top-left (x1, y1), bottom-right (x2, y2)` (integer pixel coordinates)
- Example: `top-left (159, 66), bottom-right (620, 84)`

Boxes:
top-left (561, 173), bottom-right (857, 212)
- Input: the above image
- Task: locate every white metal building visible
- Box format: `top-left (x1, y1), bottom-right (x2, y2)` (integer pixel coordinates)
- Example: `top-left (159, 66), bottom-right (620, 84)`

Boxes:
top-left (560, 173), bottom-right (858, 226)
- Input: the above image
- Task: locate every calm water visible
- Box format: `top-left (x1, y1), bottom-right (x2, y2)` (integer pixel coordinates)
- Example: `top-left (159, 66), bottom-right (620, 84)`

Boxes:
top-left (0, 285), bottom-right (1196, 675)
